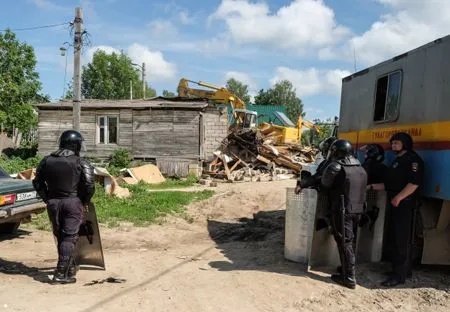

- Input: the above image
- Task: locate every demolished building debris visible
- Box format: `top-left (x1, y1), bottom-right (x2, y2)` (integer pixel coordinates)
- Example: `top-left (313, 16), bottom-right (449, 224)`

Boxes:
top-left (203, 128), bottom-right (317, 182)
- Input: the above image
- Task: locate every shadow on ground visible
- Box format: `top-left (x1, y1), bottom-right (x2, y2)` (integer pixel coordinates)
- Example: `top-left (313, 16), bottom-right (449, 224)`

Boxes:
top-left (206, 209), bottom-right (450, 291)
top-left (0, 257), bottom-right (55, 284)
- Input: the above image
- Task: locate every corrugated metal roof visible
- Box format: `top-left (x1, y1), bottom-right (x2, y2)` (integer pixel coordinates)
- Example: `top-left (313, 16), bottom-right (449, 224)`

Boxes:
top-left (35, 96), bottom-right (210, 110)
top-left (225, 104), bottom-right (290, 126)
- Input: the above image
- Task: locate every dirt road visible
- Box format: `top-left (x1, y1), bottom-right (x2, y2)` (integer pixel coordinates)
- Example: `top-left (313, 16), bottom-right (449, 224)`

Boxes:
top-left (0, 180), bottom-right (449, 312)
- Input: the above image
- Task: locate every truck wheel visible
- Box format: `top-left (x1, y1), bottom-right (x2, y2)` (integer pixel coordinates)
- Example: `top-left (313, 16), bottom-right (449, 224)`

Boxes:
top-left (0, 222), bottom-right (21, 235)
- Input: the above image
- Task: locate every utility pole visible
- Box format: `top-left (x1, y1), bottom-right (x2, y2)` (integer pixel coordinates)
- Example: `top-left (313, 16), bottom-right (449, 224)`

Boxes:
top-left (73, 7), bottom-right (83, 131)
top-left (142, 62), bottom-right (146, 99)
top-left (130, 80), bottom-right (133, 100)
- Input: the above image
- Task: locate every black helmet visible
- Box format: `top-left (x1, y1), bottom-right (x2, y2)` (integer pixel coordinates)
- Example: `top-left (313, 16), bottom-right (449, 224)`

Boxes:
top-left (319, 136), bottom-right (337, 157)
top-left (327, 139), bottom-right (353, 160)
top-left (362, 143), bottom-right (384, 162)
top-left (59, 130), bottom-right (84, 154)
top-left (389, 132), bottom-right (413, 150)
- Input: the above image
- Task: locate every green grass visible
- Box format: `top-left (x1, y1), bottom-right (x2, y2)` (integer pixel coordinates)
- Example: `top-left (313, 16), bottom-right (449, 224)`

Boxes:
top-left (27, 181), bottom-right (214, 230)
top-left (143, 174), bottom-right (199, 189)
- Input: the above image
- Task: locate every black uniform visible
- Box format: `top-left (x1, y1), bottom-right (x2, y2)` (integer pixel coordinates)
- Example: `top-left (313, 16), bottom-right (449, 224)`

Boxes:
top-left (363, 159), bottom-right (388, 185)
top-left (360, 143), bottom-right (388, 185)
top-left (296, 137), bottom-right (336, 230)
top-left (298, 158), bottom-right (330, 190)
top-left (383, 149), bottom-right (424, 284)
top-left (321, 139), bottom-right (367, 289)
top-left (296, 136), bottom-right (336, 190)
top-left (33, 130), bottom-right (95, 284)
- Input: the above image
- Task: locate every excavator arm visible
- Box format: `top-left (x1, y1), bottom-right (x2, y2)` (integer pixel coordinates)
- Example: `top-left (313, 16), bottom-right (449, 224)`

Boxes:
top-left (176, 78), bottom-right (246, 110)
top-left (177, 78), bottom-right (257, 129)
top-left (296, 117), bottom-right (321, 143)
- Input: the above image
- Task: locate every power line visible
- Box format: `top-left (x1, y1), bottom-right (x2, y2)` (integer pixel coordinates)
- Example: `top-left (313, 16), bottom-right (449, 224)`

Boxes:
top-left (1, 22), bottom-right (70, 32)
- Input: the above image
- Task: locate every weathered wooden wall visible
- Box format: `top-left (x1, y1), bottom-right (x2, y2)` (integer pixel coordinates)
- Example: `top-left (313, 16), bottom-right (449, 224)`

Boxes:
top-left (37, 108), bottom-right (133, 158)
top-left (202, 106), bottom-right (229, 161)
top-left (37, 106), bottom-right (228, 177)
top-left (132, 109), bottom-right (200, 159)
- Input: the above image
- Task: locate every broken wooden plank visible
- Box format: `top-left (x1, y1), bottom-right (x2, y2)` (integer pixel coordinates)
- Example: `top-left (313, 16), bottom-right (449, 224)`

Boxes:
top-left (256, 155), bottom-right (272, 165)
top-left (229, 159), bottom-right (242, 173)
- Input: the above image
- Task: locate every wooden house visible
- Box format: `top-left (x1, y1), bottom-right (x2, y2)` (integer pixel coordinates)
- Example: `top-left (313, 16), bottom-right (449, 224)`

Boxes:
top-left (35, 97), bottom-right (229, 177)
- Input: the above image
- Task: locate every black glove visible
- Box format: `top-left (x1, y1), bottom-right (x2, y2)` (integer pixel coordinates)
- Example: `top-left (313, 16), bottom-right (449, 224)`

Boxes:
top-left (315, 218), bottom-right (329, 231)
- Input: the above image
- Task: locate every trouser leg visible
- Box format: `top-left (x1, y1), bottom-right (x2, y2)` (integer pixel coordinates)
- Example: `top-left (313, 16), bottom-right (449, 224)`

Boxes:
top-left (392, 200), bottom-right (414, 282)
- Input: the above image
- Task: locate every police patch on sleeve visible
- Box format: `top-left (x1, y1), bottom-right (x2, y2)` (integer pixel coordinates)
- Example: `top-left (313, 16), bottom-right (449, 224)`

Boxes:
top-left (412, 162), bottom-right (418, 172)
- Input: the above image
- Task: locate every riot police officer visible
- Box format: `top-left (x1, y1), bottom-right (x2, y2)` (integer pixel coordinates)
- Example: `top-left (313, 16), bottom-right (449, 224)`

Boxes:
top-left (320, 139), bottom-right (368, 289)
top-left (360, 143), bottom-right (388, 185)
top-left (295, 136), bottom-right (336, 194)
top-left (357, 144), bottom-right (388, 230)
top-left (369, 132), bottom-right (424, 287)
top-left (33, 130), bottom-right (95, 284)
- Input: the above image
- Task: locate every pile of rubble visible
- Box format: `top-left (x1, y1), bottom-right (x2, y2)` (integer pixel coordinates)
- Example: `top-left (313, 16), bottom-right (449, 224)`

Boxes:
top-left (202, 129), bottom-right (317, 183)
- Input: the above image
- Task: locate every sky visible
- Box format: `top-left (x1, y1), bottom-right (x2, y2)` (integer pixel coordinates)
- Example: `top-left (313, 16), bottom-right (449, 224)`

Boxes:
top-left (1, 0), bottom-right (449, 121)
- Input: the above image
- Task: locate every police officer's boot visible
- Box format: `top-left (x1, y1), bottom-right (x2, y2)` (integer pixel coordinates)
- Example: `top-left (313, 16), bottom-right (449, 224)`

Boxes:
top-left (52, 263), bottom-right (76, 284)
top-left (67, 257), bottom-right (79, 278)
top-left (331, 267), bottom-right (356, 289)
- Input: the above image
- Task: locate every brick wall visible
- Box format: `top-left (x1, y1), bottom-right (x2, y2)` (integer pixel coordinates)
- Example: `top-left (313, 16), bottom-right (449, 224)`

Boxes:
top-left (202, 105), bottom-right (229, 161)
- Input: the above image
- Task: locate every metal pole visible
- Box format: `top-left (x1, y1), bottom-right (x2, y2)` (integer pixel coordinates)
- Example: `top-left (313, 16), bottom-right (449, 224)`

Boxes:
top-left (73, 7), bottom-right (83, 131)
top-left (142, 62), bottom-right (146, 99)
top-left (340, 194), bottom-right (347, 278)
top-left (130, 80), bottom-right (133, 100)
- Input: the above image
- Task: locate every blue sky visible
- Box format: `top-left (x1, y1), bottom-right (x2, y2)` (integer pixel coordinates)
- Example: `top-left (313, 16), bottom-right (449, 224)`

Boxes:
top-left (1, 0), bottom-right (448, 121)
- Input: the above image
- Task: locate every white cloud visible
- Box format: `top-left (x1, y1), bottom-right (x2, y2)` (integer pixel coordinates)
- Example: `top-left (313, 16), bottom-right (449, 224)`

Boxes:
top-left (209, 0), bottom-right (350, 53)
top-left (85, 45), bottom-right (121, 64)
top-left (224, 71), bottom-right (257, 89)
top-left (127, 43), bottom-right (177, 81)
top-left (321, 1), bottom-right (450, 66)
top-left (179, 11), bottom-right (195, 25)
top-left (29, 0), bottom-right (67, 11)
top-left (224, 71), bottom-right (258, 102)
top-left (148, 20), bottom-right (178, 37)
top-left (84, 44), bottom-right (177, 82)
top-left (269, 67), bottom-right (351, 97)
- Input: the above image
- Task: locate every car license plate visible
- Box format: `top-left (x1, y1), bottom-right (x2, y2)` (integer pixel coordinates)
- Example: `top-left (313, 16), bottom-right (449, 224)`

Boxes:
top-left (16, 191), bottom-right (37, 201)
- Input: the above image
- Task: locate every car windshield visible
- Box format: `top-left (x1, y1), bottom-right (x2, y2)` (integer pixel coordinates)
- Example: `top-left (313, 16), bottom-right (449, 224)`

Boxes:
top-left (0, 167), bottom-right (11, 178)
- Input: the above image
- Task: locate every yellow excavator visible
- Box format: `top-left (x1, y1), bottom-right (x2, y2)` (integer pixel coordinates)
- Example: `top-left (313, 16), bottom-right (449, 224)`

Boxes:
top-left (176, 78), bottom-right (323, 144)
top-left (259, 112), bottom-right (322, 145)
top-left (177, 78), bottom-right (258, 129)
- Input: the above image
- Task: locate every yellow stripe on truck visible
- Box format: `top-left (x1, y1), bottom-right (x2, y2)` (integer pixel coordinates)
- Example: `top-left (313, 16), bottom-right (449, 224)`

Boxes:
top-left (338, 120), bottom-right (450, 144)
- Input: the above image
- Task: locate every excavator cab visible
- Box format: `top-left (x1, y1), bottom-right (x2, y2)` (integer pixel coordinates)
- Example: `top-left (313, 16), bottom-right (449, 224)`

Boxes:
top-left (233, 109), bottom-right (258, 129)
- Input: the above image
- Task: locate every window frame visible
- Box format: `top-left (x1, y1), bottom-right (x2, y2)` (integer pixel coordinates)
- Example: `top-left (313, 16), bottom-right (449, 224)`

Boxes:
top-left (373, 69), bottom-right (403, 124)
top-left (96, 115), bottom-right (119, 145)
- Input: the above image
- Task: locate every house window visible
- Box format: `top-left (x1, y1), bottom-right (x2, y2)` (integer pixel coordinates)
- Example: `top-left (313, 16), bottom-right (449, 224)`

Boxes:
top-left (373, 71), bottom-right (402, 122)
top-left (97, 116), bottom-right (118, 144)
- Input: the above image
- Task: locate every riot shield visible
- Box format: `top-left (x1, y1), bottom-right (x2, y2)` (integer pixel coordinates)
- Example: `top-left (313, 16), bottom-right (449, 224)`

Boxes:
top-left (75, 202), bottom-right (105, 270)
top-left (356, 190), bottom-right (387, 263)
top-left (308, 193), bottom-right (341, 269)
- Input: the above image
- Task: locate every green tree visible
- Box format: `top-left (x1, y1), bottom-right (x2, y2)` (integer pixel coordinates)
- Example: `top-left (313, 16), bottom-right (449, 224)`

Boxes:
top-left (63, 81), bottom-right (73, 100)
top-left (254, 80), bottom-right (305, 123)
top-left (0, 29), bottom-right (43, 133)
top-left (225, 78), bottom-right (251, 104)
top-left (82, 50), bottom-right (152, 99)
top-left (145, 84), bottom-right (157, 98)
top-left (162, 90), bottom-right (175, 97)
top-left (301, 118), bottom-right (336, 146)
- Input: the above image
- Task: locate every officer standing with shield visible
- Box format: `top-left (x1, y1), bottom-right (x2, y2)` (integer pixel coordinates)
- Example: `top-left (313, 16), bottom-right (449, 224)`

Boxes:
top-left (295, 136), bottom-right (337, 194)
top-left (320, 139), bottom-right (368, 289)
top-left (369, 132), bottom-right (424, 287)
top-left (33, 130), bottom-right (96, 284)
